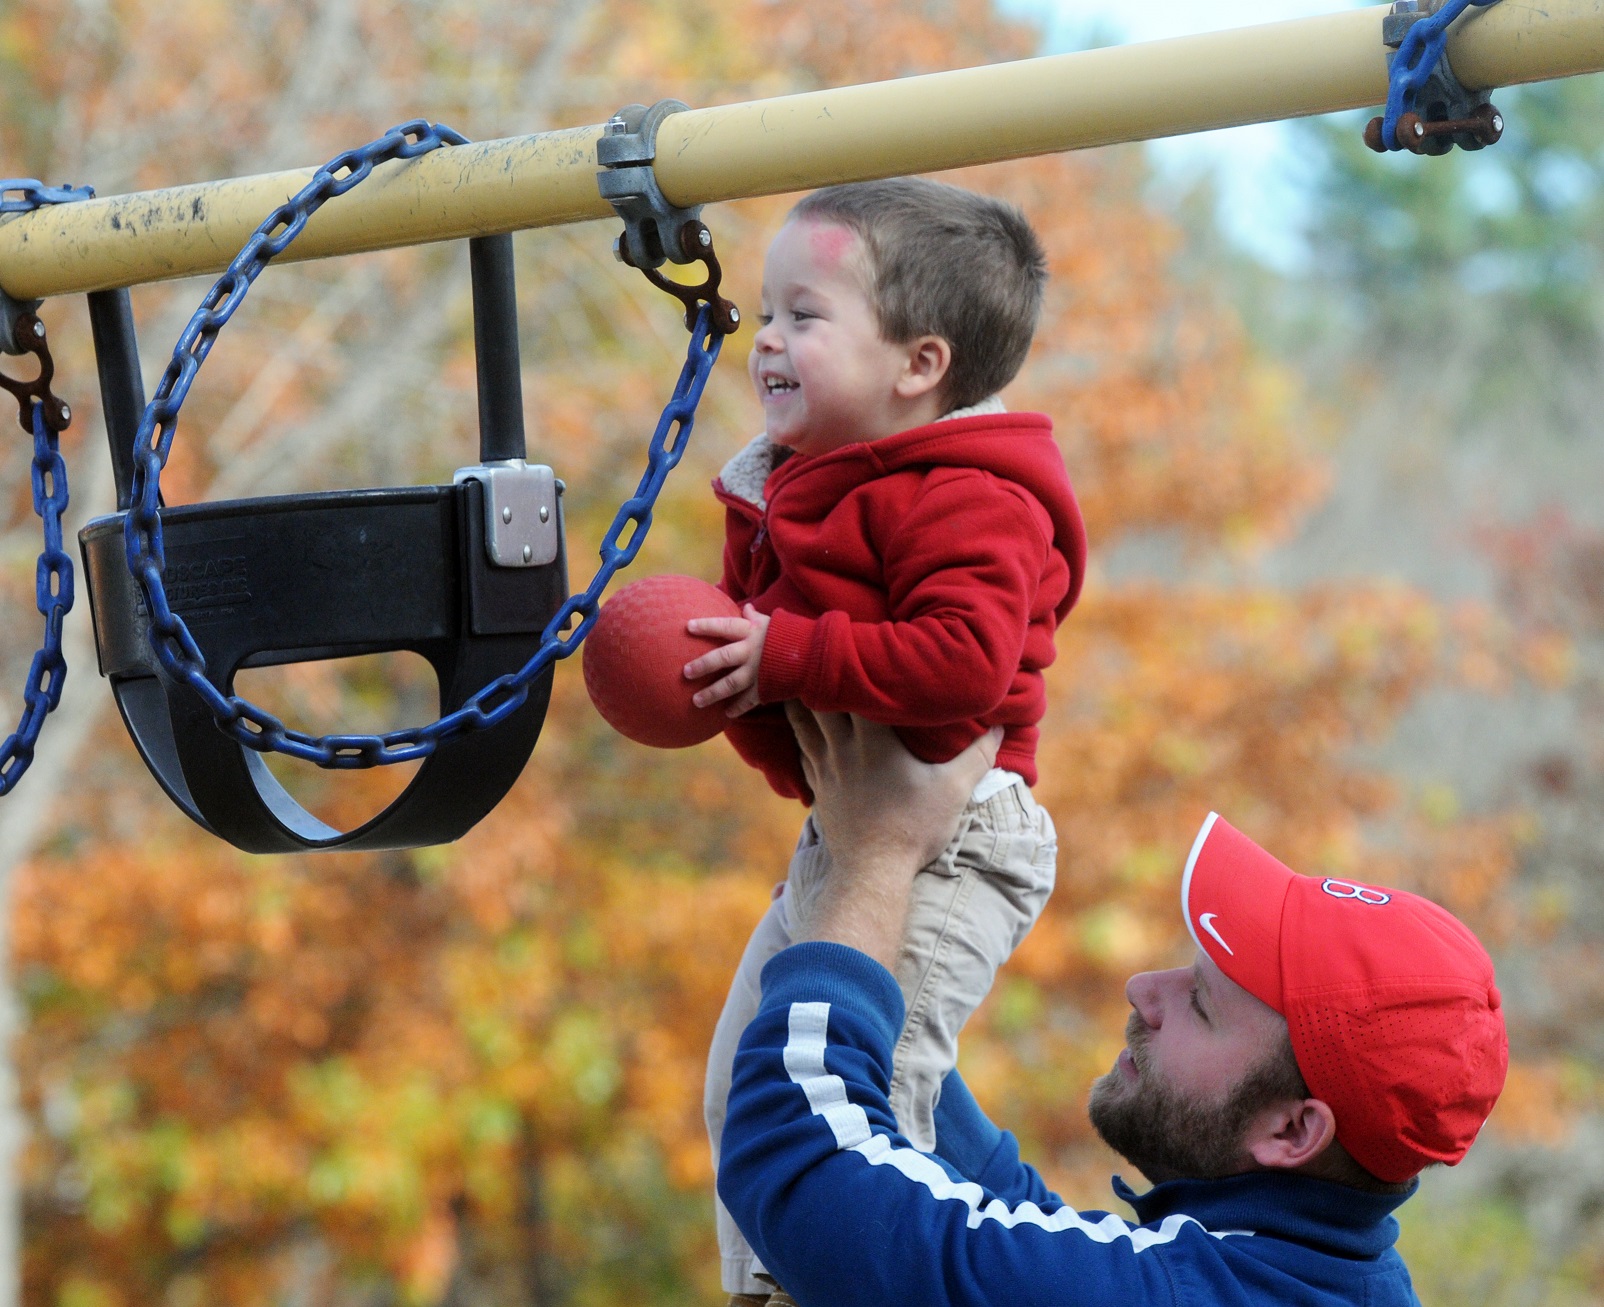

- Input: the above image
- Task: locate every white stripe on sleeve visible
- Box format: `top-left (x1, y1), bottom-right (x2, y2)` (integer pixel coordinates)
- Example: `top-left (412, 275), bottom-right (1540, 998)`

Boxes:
top-left (785, 1001), bottom-right (873, 1150)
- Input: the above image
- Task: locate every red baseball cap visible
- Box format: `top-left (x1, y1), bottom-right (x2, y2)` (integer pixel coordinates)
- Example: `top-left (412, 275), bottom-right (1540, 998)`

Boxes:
top-left (1180, 812), bottom-right (1508, 1184)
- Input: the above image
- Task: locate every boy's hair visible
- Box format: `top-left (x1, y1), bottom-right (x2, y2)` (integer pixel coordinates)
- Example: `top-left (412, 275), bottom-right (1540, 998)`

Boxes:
top-left (790, 177), bottom-right (1047, 412)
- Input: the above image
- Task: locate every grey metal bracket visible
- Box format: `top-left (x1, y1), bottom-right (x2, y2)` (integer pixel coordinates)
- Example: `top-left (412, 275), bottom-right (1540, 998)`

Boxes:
top-left (1381, 0), bottom-right (1431, 48)
top-left (596, 99), bottom-right (702, 270)
top-left (453, 459), bottom-right (563, 568)
top-left (1376, 0), bottom-right (1498, 155)
top-left (0, 288), bottom-right (42, 356)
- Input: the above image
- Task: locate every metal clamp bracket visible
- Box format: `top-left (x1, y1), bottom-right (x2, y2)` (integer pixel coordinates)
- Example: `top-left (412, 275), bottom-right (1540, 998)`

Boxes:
top-left (1365, 0), bottom-right (1504, 155)
top-left (597, 99), bottom-right (701, 270)
top-left (0, 291), bottom-right (42, 359)
top-left (453, 459), bottom-right (563, 568)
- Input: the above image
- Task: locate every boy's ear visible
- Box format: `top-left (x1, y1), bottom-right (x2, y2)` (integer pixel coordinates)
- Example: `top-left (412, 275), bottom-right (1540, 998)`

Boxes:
top-left (895, 335), bottom-right (952, 401)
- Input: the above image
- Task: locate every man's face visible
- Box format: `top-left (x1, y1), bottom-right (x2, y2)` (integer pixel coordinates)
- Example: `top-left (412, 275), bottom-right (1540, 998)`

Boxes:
top-left (1088, 950), bottom-right (1297, 1184)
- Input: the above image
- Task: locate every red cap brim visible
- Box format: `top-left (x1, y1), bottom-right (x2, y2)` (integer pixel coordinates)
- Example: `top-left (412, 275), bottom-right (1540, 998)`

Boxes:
top-left (1181, 813), bottom-right (1295, 1014)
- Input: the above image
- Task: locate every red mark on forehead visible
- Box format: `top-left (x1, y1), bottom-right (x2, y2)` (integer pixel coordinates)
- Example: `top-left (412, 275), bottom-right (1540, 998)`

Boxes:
top-left (806, 221), bottom-right (858, 269)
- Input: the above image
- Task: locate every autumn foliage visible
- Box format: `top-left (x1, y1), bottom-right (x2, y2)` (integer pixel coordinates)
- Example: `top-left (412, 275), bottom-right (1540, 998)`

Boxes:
top-left (0, 0), bottom-right (1542, 1302)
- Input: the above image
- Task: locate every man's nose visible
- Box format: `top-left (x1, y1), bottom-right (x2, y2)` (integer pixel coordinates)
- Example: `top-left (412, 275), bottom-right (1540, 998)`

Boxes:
top-left (1125, 966), bottom-right (1186, 1029)
top-left (752, 321), bottom-right (780, 352)
top-left (1125, 970), bottom-right (1164, 1030)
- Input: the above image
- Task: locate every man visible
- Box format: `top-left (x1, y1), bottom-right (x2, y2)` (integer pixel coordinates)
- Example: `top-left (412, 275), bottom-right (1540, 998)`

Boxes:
top-left (717, 708), bottom-right (1508, 1307)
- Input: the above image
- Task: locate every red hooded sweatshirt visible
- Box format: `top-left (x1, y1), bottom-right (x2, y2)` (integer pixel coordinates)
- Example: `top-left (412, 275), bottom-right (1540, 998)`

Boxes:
top-left (713, 408), bottom-right (1086, 802)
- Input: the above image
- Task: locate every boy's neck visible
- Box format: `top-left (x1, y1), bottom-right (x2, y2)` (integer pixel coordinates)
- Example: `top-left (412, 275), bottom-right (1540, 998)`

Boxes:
top-left (867, 393), bottom-right (1008, 441)
top-left (860, 391), bottom-right (950, 443)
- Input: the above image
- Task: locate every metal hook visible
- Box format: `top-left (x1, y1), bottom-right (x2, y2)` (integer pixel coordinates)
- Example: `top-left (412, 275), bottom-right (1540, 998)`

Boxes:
top-left (618, 219), bottom-right (741, 335)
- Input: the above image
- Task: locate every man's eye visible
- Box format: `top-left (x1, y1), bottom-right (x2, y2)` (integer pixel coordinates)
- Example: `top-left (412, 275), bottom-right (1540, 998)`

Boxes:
top-left (1190, 988), bottom-right (1207, 1020)
top-left (755, 313), bottom-right (774, 327)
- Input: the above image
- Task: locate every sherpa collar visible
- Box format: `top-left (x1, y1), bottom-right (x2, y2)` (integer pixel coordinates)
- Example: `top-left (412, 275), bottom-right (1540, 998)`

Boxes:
top-left (716, 396), bottom-right (1009, 510)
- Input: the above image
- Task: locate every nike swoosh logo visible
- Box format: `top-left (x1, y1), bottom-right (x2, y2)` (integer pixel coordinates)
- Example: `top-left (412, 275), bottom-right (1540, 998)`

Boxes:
top-left (1199, 913), bottom-right (1234, 955)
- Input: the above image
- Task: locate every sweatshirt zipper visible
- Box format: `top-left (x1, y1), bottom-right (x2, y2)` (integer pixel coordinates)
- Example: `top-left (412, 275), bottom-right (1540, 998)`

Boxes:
top-left (714, 479), bottom-right (769, 555)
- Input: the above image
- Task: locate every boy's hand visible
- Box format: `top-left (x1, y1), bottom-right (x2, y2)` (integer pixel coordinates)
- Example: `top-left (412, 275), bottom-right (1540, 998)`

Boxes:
top-left (684, 604), bottom-right (771, 717)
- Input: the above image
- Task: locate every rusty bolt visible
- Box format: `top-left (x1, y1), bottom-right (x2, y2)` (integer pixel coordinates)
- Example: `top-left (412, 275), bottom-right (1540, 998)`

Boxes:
top-left (1395, 112), bottom-right (1428, 153)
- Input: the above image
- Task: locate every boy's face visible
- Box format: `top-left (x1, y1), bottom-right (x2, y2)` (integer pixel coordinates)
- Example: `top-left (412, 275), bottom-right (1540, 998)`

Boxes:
top-left (749, 219), bottom-right (943, 457)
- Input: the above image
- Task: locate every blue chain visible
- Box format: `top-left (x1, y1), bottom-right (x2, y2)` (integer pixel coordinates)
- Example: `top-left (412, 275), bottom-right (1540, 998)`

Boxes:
top-left (1379, 0), bottom-right (1503, 151)
top-left (124, 120), bottom-right (725, 769)
top-left (0, 180), bottom-right (94, 213)
top-left (0, 402), bottom-right (74, 793)
top-left (0, 401), bottom-right (74, 793)
top-left (0, 179), bottom-right (90, 793)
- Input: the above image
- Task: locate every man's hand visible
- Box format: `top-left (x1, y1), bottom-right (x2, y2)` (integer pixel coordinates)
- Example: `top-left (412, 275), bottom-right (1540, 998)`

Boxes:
top-left (685, 604), bottom-right (771, 717)
top-left (786, 705), bottom-right (1000, 968)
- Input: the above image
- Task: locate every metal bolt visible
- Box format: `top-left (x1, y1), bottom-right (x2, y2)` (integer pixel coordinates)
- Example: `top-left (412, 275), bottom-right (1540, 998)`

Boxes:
top-left (612, 236), bottom-right (626, 263)
top-left (502, 505), bottom-right (513, 524)
top-left (30, 320), bottom-right (44, 338)
top-left (522, 544), bottom-right (533, 563)
top-left (606, 115), bottom-right (628, 135)
top-left (698, 228), bottom-right (712, 248)
top-left (58, 403), bottom-right (69, 423)
top-left (539, 504), bottom-right (549, 522)
top-left (729, 307), bottom-right (740, 325)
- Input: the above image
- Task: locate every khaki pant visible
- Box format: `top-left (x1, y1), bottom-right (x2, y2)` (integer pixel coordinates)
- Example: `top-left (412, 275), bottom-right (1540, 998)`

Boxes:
top-left (703, 781), bottom-right (1057, 1295)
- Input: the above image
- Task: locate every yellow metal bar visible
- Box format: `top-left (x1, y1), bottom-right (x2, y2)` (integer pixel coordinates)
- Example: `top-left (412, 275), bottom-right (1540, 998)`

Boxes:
top-left (2, 0), bottom-right (1600, 301)
top-left (1451, 0), bottom-right (1604, 87)
top-left (661, 0), bottom-right (1603, 204)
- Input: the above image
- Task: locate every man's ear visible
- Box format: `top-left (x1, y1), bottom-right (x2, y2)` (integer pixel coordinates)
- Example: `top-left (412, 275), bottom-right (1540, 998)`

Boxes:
top-left (1245, 1097), bottom-right (1338, 1172)
top-left (895, 335), bottom-right (952, 400)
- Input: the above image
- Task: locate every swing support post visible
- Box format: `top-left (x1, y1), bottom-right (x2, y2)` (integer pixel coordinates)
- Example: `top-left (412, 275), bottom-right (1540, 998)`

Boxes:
top-left (2, 0), bottom-right (1602, 301)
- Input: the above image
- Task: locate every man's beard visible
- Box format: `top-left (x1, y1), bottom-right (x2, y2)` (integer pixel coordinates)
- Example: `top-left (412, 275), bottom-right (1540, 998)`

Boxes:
top-left (1087, 1011), bottom-right (1284, 1185)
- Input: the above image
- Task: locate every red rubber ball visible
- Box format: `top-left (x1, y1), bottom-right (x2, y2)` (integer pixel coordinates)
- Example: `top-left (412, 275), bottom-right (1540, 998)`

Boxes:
top-left (583, 574), bottom-right (742, 748)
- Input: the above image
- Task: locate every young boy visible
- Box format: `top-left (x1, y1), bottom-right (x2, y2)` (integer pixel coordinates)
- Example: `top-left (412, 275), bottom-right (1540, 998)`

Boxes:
top-left (686, 177), bottom-right (1086, 1305)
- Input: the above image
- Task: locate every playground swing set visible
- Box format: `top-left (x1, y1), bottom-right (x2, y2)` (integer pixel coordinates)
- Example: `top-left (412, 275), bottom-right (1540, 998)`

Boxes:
top-left (0, 0), bottom-right (1596, 855)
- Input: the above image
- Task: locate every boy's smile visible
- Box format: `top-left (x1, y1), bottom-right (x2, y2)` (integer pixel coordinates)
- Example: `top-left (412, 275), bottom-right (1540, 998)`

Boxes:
top-left (749, 219), bottom-right (950, 457)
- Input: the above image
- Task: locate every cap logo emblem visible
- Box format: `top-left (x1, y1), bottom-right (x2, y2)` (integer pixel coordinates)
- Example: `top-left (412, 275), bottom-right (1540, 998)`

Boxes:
top-left (1197, 912), bottom-right (1235, 955)
top-left (1321, 878), bottom-right (1391, 905)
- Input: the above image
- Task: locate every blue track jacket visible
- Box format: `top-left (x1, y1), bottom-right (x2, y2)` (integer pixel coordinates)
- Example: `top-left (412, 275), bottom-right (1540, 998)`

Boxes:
top-left (718, 942), bottom-right (1421, 1307)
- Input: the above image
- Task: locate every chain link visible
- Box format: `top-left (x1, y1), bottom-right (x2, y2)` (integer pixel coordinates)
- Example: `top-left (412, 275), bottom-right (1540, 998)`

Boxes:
top-left (0, 399), bottom-right (73, 793)
top-left (0, 180), bottom-right (94, 214)
top-left (124, 120), bottom-right (729, 769)
top-left (0, 178), bottom-right (87, 794)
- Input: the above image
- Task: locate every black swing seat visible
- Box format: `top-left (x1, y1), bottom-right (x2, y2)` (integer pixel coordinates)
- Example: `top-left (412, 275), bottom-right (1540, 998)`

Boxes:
top-left (78, 476), bottom-right (567, 854)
